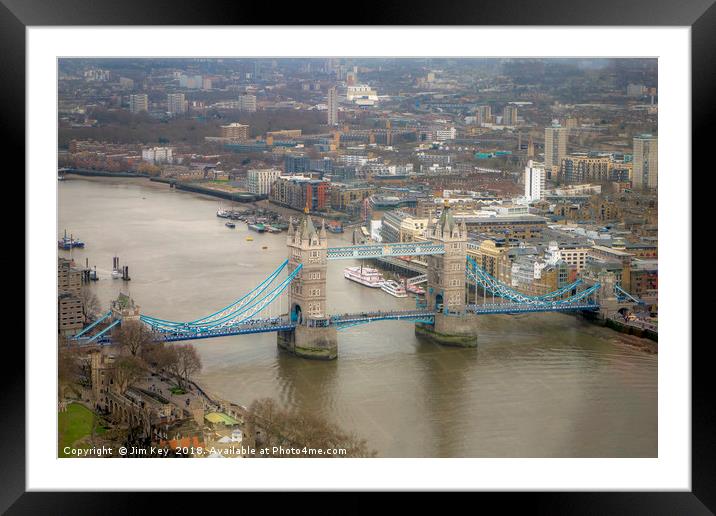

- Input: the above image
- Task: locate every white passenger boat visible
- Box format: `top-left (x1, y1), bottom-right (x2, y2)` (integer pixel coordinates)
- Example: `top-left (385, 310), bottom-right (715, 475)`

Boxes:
top-left (380, 279), bottom-right (408, 298)
top-left (343, 265), bottom-right (385, 288)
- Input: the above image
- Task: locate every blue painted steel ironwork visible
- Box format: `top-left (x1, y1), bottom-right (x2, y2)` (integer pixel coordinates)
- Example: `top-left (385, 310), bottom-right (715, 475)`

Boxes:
top-left (141, 259), bottom-right (289, 327)
top-left (467, 302), bottom-right (599, 314)
top-left (159, 318), bottom-right (297, 342)
top-left (141, 264), bottom-right (303, 337)
top-left (331, 309), bottom-right (436, 330)
top-left (83, 318), bottom-right (120, 343)
top-left (327, 242), bottom-right (445, 260)
top-left (74, 310), bottom-right (112, 338)
top-left (466, 256), bottom-right (591, 305)
top-left (614, 284), bottom-right (643, 304)
top-left (78, 245), bottom-right (609, 345)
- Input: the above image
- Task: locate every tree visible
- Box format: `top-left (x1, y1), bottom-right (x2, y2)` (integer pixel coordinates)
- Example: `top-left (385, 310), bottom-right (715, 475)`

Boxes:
top-left (78, 288), bottom-right (101, 324)
top-left (111, 355), bottom-right (144, 394)
top-left (141, 341), bottom-right (176, 371)
top-left (58, 339), bottom-right (83, 389)
top-left (245, 398), bottom-right (376, 458)
top-left (166, 344), bottom-right (201, 390)
top-left (115, 320), bottom-right (154, 357)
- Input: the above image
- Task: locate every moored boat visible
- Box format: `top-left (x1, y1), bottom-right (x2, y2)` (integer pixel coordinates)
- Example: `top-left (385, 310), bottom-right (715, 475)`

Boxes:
top-left (327, 222), bottom-right (344, 233)
top-left (343, 265), bottom-right (385, 288)
top-left (58, 230), bottom-right (85, 249)
top-left (380, 279), bottom-right (408, 298)
top-left (407, 284), bottom-right (426, 295)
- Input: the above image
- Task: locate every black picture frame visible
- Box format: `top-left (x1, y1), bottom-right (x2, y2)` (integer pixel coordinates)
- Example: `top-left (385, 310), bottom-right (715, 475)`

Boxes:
top-left (6, 0), bottom-right (711, 511)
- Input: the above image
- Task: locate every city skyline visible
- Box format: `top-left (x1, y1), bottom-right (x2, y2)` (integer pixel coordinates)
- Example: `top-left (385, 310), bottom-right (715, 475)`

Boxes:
top-left (57, 56), bottom-right (658, 461)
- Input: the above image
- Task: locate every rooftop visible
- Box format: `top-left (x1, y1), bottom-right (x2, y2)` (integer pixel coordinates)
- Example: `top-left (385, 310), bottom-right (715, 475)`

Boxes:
top-left (591, 245), bottom-right (634, 257)
top-left (205, 412), bottom-right (240, 426)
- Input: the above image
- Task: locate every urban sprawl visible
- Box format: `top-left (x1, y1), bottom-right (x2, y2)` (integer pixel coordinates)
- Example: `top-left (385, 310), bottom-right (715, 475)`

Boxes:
top-left (57, 58), bottom-right (658, 458)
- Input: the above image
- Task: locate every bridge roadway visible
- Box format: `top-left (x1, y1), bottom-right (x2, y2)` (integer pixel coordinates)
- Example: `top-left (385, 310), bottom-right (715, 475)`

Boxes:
top-left (79, 300), bottom-right (603, 345)
top-left (155, 310), bottom-right (438, 342)
top-left (149, 302), bottom-right (601, 343)
top-left (467, 302), bottom-right (599, 314)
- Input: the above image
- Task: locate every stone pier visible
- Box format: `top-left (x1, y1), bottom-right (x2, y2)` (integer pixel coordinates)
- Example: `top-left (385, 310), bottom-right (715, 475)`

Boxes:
top-left (415, 313), bottom-right (477, 348)
top-left (277, 324), bottom-right (338, 360)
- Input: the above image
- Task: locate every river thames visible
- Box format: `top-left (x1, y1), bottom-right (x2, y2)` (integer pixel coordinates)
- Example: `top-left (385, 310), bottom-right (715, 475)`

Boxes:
top-left (58, 177), bottom-right (657, 457)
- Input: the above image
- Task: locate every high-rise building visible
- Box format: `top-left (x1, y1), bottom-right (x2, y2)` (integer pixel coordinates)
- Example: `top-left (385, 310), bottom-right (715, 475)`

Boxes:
top-left (327, 86), bottom-right (338, 126)
top-left (129, 93), bottom-right (148, 114)
top-left (238, 94), bottom-right (257, 112)
top-left (627, 83), bottom-right (647, 97)
top-left (503, 105), bottom-right (518, 126)
top-left (167, 93), bottom-right (187, 116)
top-left (524, 160), bottom-right (546, 201)
top-left (435, 127), bottom-right (457, 141)
top-left (476, 105), bottom-right (492, 125)
top-left (142, 147), bottom-right (174, 164)
top-left (247, 168), bottom-right (281, 195)
top-left (632, 134), bottom-right (658, 189)
top-left (559, 154), bottom-right (611, 183)
top-left (179, 74), bottom-right (203, 89)
top-left (220, 123), bottom-right (250, 140)
top-left (544, 122), bottom-right (568, 178)
top-left (58, 258), bottom-right (83, 336)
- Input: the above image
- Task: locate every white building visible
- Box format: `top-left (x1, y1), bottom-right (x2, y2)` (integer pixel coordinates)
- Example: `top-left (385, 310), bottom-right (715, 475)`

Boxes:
top-left (337, 155), bottom-right (371, 166)
top-left (346, 85), bottom-right (378, 106)
top-left (247, 168), bottom-right (281, 195)
top-left (129, 94), bottom-right (148, 114)
top-left (238, 94), bottom-right (257, 112)
top-left (167, 93), bottom-right (187, 116)
top-left (142, 147), bottom-right (174, 164)
top-left (435, 127), bottom-right (457, 141)
top-left (524, 160), bottom-right (546, 201)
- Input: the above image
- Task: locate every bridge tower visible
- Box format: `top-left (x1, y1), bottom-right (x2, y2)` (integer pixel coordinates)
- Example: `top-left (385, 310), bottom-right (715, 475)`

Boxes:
top-left (277, 207), bottom-right (338, 360)
top-left (416, 201), bottom-right (477, 347)
top-left (589, 270), bottom-right (635, 321)
top-left (110, 292), bottom-right (140, 324)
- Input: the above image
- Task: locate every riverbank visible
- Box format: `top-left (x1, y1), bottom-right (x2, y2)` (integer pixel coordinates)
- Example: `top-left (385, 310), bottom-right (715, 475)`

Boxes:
top-left (62, 170), bottom-right (358, 222)
top-left (578, 312), bottom-right (657, 353)
top-left (62, 170), bottom-right (263, 204)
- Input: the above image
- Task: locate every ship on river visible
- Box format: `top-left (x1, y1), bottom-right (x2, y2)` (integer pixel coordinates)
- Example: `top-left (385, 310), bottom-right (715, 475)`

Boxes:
top-left (344, 265), bottom-right (385, 288)
top-left (58, 230), bottom-right (85, 249)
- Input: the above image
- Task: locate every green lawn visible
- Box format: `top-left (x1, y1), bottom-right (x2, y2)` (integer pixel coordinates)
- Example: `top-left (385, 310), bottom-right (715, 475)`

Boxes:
top-left (58, 403), bottom-right (97, 457)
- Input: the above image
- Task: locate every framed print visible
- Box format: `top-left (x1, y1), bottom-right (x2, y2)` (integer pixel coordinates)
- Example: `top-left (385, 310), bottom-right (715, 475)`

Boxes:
top-left (6, 0), bottom-right (713, 511)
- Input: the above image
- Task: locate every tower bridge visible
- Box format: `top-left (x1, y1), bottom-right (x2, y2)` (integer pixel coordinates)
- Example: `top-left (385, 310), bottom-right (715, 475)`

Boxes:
top-left (73, 203), bottom-right (640, 359)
